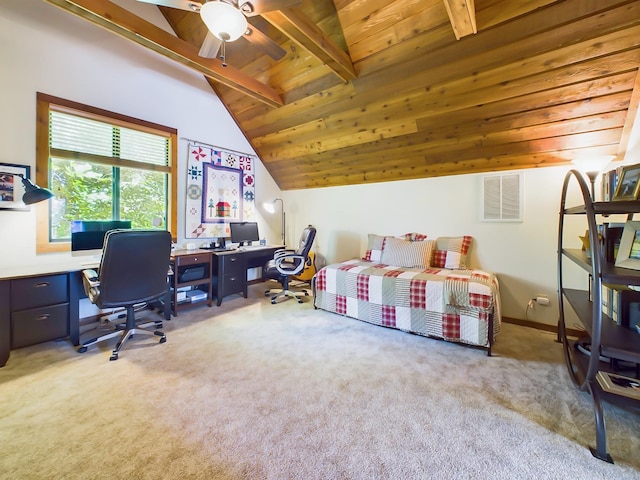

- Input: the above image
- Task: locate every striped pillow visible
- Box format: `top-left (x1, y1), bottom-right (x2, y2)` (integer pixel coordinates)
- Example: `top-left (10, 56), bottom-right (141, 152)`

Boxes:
top-left (380, 236), bottom-right (435, 268)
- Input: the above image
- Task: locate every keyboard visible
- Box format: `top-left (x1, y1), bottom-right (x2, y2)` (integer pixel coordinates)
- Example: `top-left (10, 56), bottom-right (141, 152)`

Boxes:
top-left (80, 254), bottom-right (102, 267)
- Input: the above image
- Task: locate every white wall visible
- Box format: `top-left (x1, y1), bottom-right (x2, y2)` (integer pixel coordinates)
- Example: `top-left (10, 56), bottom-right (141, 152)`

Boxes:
top-left (282, 160), bottom-right (640, 325)
top-left (0, 0), bottom-right (282, 270)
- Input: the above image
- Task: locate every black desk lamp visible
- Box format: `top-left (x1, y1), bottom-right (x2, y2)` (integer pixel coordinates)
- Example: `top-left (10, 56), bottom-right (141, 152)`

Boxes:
top-left (0, 172), bottom-right (54, 205)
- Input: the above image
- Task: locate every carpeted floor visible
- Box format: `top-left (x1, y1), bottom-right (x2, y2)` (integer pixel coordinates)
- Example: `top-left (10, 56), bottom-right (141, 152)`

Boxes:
top-left (1, 283), bottom-right (639, 479)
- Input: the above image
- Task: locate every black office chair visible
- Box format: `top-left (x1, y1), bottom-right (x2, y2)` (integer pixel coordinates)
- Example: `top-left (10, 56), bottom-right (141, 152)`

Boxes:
top-left (78, 229), bottom-right (172, 361)
top-left (264, 225), bottom-right (316, 304)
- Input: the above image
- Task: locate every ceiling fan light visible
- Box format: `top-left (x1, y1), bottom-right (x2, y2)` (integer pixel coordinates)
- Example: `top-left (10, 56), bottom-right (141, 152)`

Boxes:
top-left (200, 1), bottom-right (248, 42)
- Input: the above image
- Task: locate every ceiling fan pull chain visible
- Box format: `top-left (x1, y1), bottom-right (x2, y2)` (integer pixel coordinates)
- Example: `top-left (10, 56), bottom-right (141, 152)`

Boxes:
top-left (220, 40), bottom-right (227, 67)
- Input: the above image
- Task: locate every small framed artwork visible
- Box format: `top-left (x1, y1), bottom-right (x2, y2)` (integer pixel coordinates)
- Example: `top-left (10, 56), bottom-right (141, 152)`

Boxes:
top-left (0, 162), bottom-right (30, 211)
top-left (612, 163), bottom-right (640, 201)
top-left (615, 221), bottom-right (640, 270)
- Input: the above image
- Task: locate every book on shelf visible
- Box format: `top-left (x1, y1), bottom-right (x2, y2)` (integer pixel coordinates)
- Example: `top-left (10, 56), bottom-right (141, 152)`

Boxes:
top-left (602, 283), bottom-right (640, 327)
top-left (601, 284), bottom-right (612, 319)
top-left (601, 167), bottom-right (620, 202)
top-left (596, 371), bottom-right (640, 400)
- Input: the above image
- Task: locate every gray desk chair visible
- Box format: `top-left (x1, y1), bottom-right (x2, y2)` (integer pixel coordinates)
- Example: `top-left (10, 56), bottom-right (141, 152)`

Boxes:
top-left (263, 225), bottom-right (316, 304)
top-left (78, 229), bottom-right (172, 361)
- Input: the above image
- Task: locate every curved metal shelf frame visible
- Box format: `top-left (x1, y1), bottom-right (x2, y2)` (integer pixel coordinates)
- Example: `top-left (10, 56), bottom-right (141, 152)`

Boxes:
top-left (557, 169), bottom-right (611, 462)
top-left (557, 169), bottom-right (603, 391)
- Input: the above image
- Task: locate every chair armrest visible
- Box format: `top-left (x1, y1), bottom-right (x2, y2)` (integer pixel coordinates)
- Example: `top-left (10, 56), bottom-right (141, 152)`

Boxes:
top-left (273, 248), bottom-right (294, 260)
top-left (275, 253), bottom-right (306, 275)
top-left (82, 269), bottom-right (99, 286)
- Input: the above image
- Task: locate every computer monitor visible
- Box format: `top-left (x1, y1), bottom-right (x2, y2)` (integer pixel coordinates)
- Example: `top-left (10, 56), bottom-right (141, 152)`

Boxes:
top-left (71, 220), bottom-right (132, 255)
top-left (229, 221), bottom-right (260, 246)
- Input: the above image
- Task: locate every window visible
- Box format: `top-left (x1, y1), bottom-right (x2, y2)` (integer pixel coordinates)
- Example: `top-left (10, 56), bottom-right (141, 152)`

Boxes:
top-left (36, 93), bottom-right (177, 253)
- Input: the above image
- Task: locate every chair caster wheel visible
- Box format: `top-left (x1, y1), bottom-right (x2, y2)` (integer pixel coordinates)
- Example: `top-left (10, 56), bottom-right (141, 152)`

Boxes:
top-left (271, 299), bottom-right (276, 304)
top-left (109, 354), bottom-right (118, 361)
top-left (154, 330), bottom-right (164, 337)
top-left (78, 346), bottom-right (87, 353)
top-left (297, 299), bottom-right (303, 304)
top-left (159, 336), bottom-right (167, 344)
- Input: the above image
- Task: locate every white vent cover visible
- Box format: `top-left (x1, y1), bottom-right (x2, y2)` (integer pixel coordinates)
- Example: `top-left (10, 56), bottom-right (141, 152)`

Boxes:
top-left (481, 172), bottom-right (523, 222)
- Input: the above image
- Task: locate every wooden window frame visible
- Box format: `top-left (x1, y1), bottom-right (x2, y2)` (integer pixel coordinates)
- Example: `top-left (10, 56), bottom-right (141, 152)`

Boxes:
top-left (35, 92), bottom-right (178, 253)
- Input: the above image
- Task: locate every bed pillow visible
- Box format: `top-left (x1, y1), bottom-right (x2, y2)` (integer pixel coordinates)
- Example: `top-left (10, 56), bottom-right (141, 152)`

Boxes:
top-left (363, 234), bottom-right (387, 262)
top-left (432, 236), bottom-right (472, 269)
top-left (403, 232), bottom-right (428, 242)
top-left (380, 236), bottom-right (435, 268)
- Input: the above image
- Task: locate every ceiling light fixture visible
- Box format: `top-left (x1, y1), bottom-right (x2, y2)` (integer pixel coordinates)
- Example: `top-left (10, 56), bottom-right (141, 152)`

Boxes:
top-left (199, 1), bottom-right (248, 43)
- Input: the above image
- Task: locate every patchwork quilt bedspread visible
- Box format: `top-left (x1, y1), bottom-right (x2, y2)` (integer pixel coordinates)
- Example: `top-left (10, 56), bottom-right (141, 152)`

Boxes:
top-left (313, 259), bottom-right (501, 349)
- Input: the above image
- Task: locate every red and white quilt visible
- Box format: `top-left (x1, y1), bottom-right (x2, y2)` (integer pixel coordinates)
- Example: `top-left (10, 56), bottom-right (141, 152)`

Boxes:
top-left (313, 260), bottom-right (501, 348)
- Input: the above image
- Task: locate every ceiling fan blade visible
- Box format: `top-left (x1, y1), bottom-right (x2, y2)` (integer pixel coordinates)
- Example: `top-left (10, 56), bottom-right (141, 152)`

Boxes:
top-left (239, 0), bottom-right (301, 16)
top-left (136, 0), bottom-right (202, 12)
top-left (244, 25), bottom-right (286, 61)
top-left (198, 32), bottom-right (223, 58)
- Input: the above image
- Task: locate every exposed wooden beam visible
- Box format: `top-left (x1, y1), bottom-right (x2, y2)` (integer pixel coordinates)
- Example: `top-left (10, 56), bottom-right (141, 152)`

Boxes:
top-left (443, 0), bottom-right (477, 40)
top-left (43, 0), bottom-right (283, 108)
top-left (262, 8), bottom-right (356, 82)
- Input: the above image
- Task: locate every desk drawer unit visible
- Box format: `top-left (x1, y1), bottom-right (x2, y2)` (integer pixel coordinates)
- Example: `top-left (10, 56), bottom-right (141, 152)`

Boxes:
top-left (12, 274), bottom-right (68, 310)
top-left (214, 252), bottom-right (246, 305)
top-left (10, 274), bottom-right (70, 349)
top-left (12, 304), bottom-right (69, 349)
top-left (175, 253), bottom-right (210, 268)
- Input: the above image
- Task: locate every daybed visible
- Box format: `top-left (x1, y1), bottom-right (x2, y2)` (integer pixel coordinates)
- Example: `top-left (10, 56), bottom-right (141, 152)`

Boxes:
top-left (313, 234), bottom-right (501, 354)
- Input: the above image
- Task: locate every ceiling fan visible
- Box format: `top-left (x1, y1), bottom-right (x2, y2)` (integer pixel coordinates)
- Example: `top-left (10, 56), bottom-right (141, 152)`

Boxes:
top-left (137, 0), bottom-right (300, 65)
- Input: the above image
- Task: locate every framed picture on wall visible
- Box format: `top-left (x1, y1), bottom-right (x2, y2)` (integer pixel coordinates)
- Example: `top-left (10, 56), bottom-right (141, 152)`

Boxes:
top-left (615, 221), bottom-right (640, 270)
top-left (612, 163), bottom-right (640, 201)
top-left (0, 162), bottom-right (30, 211)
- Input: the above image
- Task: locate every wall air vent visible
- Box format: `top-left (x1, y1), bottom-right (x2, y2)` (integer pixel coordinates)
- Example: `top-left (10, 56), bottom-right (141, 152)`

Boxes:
top-left (481, 172), bottom-right (523, 222)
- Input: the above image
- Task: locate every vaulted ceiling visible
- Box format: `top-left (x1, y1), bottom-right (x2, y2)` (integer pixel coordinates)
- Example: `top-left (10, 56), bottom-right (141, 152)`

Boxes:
top-left (45, 0), bottom-right (640, 190)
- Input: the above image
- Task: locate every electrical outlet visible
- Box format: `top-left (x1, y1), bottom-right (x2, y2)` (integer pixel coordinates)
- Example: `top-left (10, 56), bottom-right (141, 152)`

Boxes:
top-left (536, 295), bottom-right (550, 306)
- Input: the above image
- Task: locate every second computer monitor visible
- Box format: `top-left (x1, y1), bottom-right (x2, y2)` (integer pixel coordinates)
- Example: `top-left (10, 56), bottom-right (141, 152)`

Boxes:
top-left (70, 220), bottom-right (132, 253)
top-left (229, 221), bottom-right (259, 246)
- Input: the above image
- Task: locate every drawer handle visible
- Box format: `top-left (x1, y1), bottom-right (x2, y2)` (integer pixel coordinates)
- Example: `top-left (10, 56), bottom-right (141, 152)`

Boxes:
top-left (35, 282), bottom-right (50, 288)
top-left (36, 314), bottom-right (51, 321)
top-left (230, 258), bottom-right (237, 262)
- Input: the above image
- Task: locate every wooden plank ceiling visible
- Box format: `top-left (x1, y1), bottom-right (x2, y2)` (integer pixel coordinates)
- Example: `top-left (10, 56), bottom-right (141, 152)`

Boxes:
top-left (45, 0), bottom-right (640, 190)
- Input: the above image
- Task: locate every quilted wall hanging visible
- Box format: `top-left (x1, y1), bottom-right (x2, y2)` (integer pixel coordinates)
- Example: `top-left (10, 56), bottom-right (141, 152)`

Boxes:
top-left (185, 142), bottom-right (256, 239)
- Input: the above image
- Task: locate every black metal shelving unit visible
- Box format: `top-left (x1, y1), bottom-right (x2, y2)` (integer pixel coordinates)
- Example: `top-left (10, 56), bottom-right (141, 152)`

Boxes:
top-left (557, 169), bottom-right (640, 463)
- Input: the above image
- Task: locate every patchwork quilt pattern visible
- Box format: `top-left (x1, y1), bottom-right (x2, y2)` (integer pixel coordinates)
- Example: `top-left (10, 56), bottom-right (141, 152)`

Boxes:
top-left (314, 259), bottom-right (501, 348)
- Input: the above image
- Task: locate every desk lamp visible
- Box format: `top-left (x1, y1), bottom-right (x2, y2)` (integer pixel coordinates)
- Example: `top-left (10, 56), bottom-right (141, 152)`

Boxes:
top-left (571, 155), bottom-right (616, 200)
top-left (0, 172), bottom-right (54, 205)
top-left (264, 198), bottom-right (285, 245)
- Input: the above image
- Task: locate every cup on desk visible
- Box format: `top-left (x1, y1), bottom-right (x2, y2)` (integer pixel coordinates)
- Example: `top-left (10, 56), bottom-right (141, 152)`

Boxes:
top-left (185, 242), bottom-right (197, 250)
